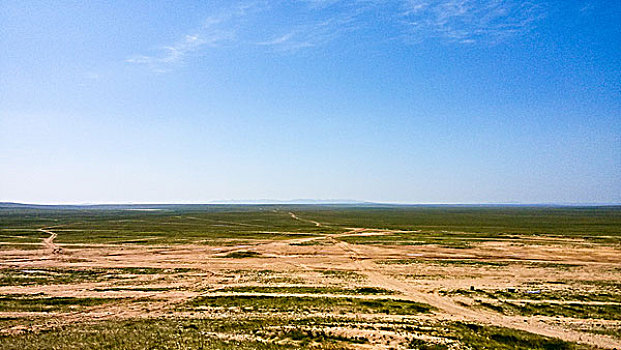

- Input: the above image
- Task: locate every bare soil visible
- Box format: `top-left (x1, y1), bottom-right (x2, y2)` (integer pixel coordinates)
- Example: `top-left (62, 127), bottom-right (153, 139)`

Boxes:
top-left (0, 214), bottom-right (619, 349)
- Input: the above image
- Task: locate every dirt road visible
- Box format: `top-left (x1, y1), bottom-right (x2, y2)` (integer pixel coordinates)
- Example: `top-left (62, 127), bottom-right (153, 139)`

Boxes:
top-left (334, 239), bottom-right (620, 349)
top-left (289, 212), bottom-right (322, 227)
top-left (0, 217), bottom-right (618, 348)
top-left (38, 228), bottom-right (61, 254)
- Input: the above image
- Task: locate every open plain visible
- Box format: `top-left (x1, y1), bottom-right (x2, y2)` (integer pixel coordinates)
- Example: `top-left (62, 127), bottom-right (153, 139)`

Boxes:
top-left (0, 205), bottom-right (619, 349)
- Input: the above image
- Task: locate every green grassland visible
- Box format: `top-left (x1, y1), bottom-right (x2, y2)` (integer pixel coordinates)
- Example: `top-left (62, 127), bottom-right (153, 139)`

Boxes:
top-left (300, 206), bottom-right (621, 236)
top-left (184, 295), bottom-right (432, 315)
top-left (0, 296), bottom-right (120, 312)
top-left (0, 206), bottom-right (338, 245)
top-left (0, 267), bottom-right (195, 287)
top-left (0, 317), bottom-right (589, 350)
top-left (442, 287), bottom-right (621, 321)
top-left (476, 300), bottom-right (621, 320)
top-left (1, 205), bottom-right (619, 246)
top-left (0, 204), bottom-right (619, 349)
top-left (442, 288), bottom-right (619, 303)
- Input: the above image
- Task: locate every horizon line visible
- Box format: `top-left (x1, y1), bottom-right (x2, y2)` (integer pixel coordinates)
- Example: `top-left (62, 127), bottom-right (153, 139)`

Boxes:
top-left (2, 201), bottom-right (620, 207)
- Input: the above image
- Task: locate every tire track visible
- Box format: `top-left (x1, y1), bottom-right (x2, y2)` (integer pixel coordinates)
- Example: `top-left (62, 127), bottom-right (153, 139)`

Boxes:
top-left (38, 228), bottom-right (62, 255)
top-left (334, 239), bottom-right (620, 349)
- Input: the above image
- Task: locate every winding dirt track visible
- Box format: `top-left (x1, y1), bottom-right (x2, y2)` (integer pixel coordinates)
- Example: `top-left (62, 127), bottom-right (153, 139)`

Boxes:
top-left (38, 228), bottom-right (61, 254)
top-left (288, 212), bottom-right (322, 227)
top-left (289, 213), bottom-right (621, 349)
top-left (0, 214), bottom-right (618, 348)
top-left (340, 241), bottom-right (618, 349)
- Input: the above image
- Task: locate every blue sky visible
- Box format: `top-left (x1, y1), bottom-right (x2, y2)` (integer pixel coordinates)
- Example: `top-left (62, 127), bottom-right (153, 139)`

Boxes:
top-left (1, 0), bottom-right (619, 204)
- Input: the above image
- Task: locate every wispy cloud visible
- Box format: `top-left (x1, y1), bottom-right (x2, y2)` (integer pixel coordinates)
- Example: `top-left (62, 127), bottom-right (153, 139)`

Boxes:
top-left (400, 0), bottom-right (544, 43)
top-left (256, 32), bottom-right (296, 46)
top-left (126, 0), bottom-right (546, 71)
top-left (256, 13), bottom-right (361, 52)
top-left (254, 0), bottom-right (371, 52)
top-left (125, 3), bottom-right (256, 72)
top-left (126, 34), bottom-right (215, 72)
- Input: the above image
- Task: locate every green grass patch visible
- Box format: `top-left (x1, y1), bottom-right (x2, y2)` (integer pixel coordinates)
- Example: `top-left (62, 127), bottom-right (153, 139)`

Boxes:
top-left (3, 206), bottom-right (618, 246)
top-left (280, 327), bottom-right (368, 345)
top-left (223, 269), bottom-right (305, 284)
top-left (186, 295), bottom-right (432, 315)
top-left (442, 288), bottom-right (620, 303)
top-left (0, 296), bottom-right (118, 312)
top-left (320, 270), bottom-right (366, 281)
top-left (581, 325), bottom-right (621, 340)
top-left (0, 268), bottom-right (111, 286)
top-left (0, 315), bottom-right (589, 350)
top-left (220, 251), bottom-right (262, 259)
top-left (0, 267), bottom-right (194, 287)
top-left (476, 300), bottom-right (621, 320)
top-left (0, 318), bottom-right (291, 350)
top-left (410, 321), bottom-right (586, 350)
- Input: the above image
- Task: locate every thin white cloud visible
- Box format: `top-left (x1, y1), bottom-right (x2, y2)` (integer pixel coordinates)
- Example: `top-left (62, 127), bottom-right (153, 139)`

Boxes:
top-left (256, 18), bottom-right (356, 52)
top-left (126, 30), bottom-right (232, 72)
top-left (255, 1), bottom-right (370, 52)
top-left (125, 3), bottom-right (256, 72)
top-left (256, 32), bottom-right (296, 46)
top-left (126, 0), bottom-right (546, 71)
top-left (400, 0), bottom-right (544, 43)
top-left (126, 34), bottom-right (209, 70)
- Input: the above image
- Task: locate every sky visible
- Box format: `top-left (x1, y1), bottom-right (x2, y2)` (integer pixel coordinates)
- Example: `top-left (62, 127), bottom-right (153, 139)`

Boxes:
top-left (1, 0), bottom-right (620, 204)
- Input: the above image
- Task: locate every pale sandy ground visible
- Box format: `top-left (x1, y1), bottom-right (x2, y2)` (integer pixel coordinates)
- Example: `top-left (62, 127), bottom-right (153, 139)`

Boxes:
top-left (0, 216), bottom-right (620, 349)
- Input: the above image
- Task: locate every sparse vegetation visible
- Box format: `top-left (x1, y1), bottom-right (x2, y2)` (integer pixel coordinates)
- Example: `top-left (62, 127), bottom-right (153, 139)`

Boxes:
top-left (0, 296), bottom-right (118, 312)
top-left (185, 295), bottom-right (433, 315)
top-left (0, 205), bottom-right (618, 349)
top-left (221, 251), bottom-right (262, 259)
top-left (476, 300), bottom-right (621, 320)
top-left (0, 267), bottom-right (194, 286)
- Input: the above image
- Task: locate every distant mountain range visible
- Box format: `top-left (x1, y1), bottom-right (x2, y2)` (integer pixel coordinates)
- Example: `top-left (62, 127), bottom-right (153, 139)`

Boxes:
top-left (0, 200), bottom-right (373, 210)
top-left (208, 199), bottom-right (370, 204)
top-left (1, 201), bottom-right (619, 210)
